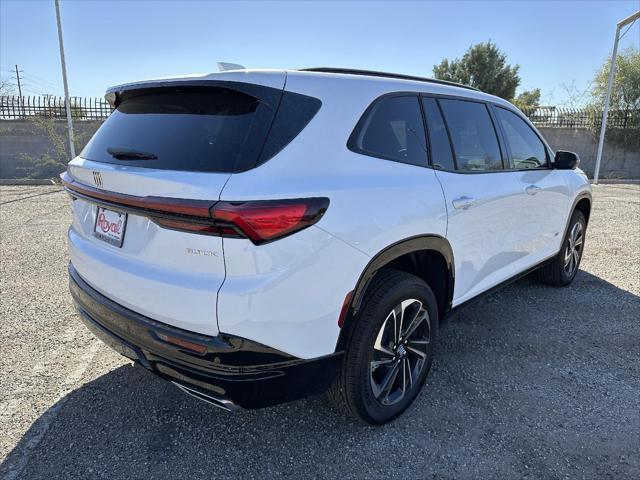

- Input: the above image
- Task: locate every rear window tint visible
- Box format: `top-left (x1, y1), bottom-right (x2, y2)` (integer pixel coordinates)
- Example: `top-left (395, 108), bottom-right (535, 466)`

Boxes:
top-left (349, 95), bottom-right (427, 167)
top-left (422, 97), bottom-right (455, 170)
top-left (438, 99), bottom-right (503, 171)
top-left (81, 85), bottom-right (320, 173)
top-left (258, 91), bottom-right (322, 165)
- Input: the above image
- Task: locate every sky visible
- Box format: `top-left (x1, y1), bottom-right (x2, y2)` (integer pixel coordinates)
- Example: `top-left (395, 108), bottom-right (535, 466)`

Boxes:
top-left (1, 0), bottom-right (639, 105)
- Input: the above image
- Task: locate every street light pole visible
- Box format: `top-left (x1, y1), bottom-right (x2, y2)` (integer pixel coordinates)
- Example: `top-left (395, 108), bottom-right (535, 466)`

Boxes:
top-left (54, 0), bottom-right (76, 159)
top-left (593, 10), bottom-right (639, 185)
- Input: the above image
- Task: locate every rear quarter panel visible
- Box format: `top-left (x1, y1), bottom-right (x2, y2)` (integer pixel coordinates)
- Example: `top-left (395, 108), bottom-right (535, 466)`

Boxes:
top-left (217, 74), bottom-right (447, 358)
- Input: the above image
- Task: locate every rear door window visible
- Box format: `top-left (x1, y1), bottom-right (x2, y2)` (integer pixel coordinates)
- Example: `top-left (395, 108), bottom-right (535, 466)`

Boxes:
top-left (349, 95), bottom-right (427, 167)
top-left (495, 107), bottom-right (548, 169)
top-left (438, 99), bottom-right (503, 171)
top-left (422, 97), bottom-right (455, 170)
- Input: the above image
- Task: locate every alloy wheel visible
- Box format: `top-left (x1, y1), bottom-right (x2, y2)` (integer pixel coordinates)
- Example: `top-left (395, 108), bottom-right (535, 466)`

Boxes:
top-left (564, 222), bottom-right (584, 276)
top-left (369, 298), bottom-right (431, 406)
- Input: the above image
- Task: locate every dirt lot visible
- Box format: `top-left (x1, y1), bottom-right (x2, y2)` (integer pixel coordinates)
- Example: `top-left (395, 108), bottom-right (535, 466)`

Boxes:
top-left (1, 184), bottom-right (638, 479)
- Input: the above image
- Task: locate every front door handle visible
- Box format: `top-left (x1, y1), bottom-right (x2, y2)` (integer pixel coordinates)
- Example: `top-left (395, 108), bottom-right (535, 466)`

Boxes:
top-left (525, 185), bottom-right (542, 196)
top-left (452, 196), bottom-right (476, 210)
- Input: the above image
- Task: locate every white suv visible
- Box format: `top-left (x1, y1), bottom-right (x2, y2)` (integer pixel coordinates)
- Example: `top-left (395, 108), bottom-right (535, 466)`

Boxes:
top-left (64, 68), bottom-right (592, 424)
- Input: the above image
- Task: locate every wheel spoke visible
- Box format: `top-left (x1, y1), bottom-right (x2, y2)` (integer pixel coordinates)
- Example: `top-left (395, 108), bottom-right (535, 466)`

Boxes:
top-left (574, 235), bottom-right (583, 248)
top-left (406, 343), bottom-right (427, 359)
top-left (403, 308), bottom-right (428, 340)
top-left (377, 361), bottom-right (400, 401)
top-left (404, 358), bottom-right (413, 390)
top-left (370, 358), bottom-right (394, 370)
top-left (391, 306), bottom-right (402, 344)
top-left (573, 248), bottom-right (580, 266)
top-left (564, 247), bottom-right (572, 266)
top-left (374, 316), bottom-right (394, 357)
top-left (571, 223), bottom-right (580, 243)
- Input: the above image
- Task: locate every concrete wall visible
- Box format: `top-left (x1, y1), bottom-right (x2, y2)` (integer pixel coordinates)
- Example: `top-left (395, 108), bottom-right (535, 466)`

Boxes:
top-left (0, 120), bottom-right (638, 179)
top-left (538, 127), bottom-right (639, 179)
top-left (0, 120), bottom-right (101, 178)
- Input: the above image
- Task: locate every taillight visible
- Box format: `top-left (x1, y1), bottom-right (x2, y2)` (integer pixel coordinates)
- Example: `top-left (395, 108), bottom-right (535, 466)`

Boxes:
top-left (213, 198), bottom-right (329, 244)
top-left (61, 173), bottom-right (328, 244)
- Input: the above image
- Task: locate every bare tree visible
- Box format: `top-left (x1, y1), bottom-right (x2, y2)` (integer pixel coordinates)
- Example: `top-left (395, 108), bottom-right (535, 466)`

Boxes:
top-left (0, 78), bottom-right (15, 96)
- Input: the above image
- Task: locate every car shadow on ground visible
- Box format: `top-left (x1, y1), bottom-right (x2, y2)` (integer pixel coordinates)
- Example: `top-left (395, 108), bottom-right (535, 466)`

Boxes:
top-left (3, 270), bottom-right (639, 479)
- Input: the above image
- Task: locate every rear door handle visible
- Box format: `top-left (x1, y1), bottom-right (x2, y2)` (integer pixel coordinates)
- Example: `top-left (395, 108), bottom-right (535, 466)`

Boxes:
top-left (452, 196), bottom-right (476, 210)
top-left (525, 185), bottom-right (541, 196)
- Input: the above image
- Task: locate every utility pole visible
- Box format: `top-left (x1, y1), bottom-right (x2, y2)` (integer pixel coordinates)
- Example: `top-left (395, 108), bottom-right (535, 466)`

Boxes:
top-left (14, 64), bottom-right (24, 117)
top-left (14, 65), bottom-right (22, 97)
top-left (593, 10), bottom-right (640, 184)
top-left (54, 0), bottom-right (75, 158)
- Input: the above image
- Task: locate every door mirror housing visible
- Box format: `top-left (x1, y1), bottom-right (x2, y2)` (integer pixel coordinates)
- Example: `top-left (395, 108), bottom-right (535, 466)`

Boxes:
top-left (554, 151), bottom-right (580, 170)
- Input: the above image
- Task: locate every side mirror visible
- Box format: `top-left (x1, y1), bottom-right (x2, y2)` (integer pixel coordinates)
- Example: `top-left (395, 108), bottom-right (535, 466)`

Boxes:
top-left (554, 150), bottom-right (580, 170)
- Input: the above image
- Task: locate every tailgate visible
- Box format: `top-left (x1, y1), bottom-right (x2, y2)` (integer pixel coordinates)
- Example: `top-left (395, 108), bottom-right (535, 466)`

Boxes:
top-left (64, 76), bottom-right (286, 335)
top-left (66, 159), bottom-right (229, 336)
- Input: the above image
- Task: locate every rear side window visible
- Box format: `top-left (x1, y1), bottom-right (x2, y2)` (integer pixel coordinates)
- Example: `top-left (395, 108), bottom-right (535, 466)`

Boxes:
top-left (495, 107), bottom-right (548, 169)
top-left (438, 99), bottom-right (503, 171)
top-left (81, 85), bottom-right (320, 173)
top-left (422, 97), bottom-right (455, 170)
top-left (349, 96), bottom-right (427, 167)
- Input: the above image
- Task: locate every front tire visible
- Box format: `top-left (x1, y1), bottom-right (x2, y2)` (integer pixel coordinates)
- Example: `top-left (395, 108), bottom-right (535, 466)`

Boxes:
top-left (538, 210), bottom-right (587, 287)
top-left (328, 269), bottom-right (438, 425)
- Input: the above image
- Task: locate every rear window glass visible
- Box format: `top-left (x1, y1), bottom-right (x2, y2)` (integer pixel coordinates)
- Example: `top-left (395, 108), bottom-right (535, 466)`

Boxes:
top-left (80, 85), bottom-right (320, 173)
top-left (349, 95), bottom-right (427, 167)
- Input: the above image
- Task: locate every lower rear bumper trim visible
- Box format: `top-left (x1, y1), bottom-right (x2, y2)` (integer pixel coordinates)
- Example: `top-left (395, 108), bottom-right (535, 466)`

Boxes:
top-left (68, 262), bottom-right (343, 409)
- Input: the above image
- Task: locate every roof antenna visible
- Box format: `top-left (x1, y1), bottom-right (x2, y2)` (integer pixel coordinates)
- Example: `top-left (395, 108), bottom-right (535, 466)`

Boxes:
top-left (217, 62), bottom-right (246, 72)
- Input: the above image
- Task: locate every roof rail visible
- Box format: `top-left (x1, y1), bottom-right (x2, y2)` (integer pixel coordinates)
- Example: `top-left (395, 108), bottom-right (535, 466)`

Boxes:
top-left (299, 67), bottom-right (480, 92)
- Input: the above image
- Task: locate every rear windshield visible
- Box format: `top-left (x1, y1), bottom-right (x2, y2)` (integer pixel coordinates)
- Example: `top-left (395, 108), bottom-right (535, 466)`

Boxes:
top-left (81, 84), bottom-right (320, 173)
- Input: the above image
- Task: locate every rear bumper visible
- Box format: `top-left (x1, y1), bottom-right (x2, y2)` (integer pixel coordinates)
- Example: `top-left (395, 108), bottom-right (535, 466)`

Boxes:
top-left (68, 263), bottom-right (343, 410)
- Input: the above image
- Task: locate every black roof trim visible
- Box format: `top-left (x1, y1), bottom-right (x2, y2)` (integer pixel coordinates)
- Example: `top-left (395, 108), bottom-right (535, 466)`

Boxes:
top-left (299, 67), bottom-right (480, 92)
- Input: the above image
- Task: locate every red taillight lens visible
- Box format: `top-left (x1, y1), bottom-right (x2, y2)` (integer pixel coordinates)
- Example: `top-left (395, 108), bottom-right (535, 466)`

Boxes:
top-left (213, 198), bottom-right (329, 244)
top-left (61, 173), bottom-right (328, 244)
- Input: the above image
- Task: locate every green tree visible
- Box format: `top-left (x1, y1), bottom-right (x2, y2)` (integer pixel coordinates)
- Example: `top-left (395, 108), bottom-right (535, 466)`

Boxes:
top-left (588, 47), bottom-right (640, 149)
top-left (513, 88), bottom-right (541, 111)
top-left (433, 41), bottom-right (521, 100)
top-left (590, 47), bottom-right (640, 111)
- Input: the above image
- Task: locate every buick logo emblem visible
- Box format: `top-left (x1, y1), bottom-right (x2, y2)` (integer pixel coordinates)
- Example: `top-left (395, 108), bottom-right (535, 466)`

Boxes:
top-left (92, 171), bottom-right (103, 188)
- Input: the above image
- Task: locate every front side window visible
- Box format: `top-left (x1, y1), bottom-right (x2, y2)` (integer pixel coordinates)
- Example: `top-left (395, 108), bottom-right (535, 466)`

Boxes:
top-left (349, 96), bottom-right (427, 167)
top-left (495, 107), bottom-right (548, 169)
top-left (438, 99), bottom-right (503, 171)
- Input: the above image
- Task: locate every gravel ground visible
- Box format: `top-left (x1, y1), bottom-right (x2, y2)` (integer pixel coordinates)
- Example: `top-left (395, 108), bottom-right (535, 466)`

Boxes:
top-left (0, 184), bottom-right (638, 480)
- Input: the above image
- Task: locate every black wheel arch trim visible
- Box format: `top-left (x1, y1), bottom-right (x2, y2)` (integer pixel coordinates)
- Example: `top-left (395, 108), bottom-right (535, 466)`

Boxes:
top-left (336, 235), bottom-right (454, 351)
top-left (566, 191), bottom-right (592, 232)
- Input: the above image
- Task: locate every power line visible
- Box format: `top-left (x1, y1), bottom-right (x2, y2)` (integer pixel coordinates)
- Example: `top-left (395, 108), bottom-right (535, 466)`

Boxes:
top-left (20, 79), bottom-right (64, 95)
top-left (21, 77), bottom-right (63, 92)
top-left (21, 73), bottom-right (63, 91)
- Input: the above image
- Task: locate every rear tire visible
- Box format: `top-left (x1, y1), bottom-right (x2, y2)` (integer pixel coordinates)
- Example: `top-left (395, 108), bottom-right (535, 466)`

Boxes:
top-left (537, 210), bottom-right (586, 287)
top-left (328, 269), bottom-right (438, 425)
